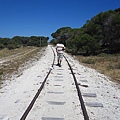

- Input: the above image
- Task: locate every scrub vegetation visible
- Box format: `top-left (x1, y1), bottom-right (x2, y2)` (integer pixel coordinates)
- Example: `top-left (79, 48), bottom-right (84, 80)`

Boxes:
top-left (50, 8), bottom-right (120, 83)
top-left (76, 54), bottom-right (120, 83)
top-left (0, 35), bottom-right (48, 84)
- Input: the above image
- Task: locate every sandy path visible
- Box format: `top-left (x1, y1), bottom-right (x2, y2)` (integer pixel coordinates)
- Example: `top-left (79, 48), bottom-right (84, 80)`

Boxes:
top-left (0, 45), bottom-right (120, 120)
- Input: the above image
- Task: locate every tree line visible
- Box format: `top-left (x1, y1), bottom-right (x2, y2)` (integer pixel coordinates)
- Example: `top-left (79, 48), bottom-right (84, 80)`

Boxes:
top-left (50, 8), bottom-right (120, 55)
top-left (0, 36), bottom-right (49, 50)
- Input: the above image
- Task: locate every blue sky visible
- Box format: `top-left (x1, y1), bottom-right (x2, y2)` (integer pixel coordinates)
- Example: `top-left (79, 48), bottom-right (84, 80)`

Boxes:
top-left (0, 0), bottom-right (120, 41)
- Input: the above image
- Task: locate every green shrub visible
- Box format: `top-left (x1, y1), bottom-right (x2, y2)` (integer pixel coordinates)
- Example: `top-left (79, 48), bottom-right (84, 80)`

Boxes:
top-left (98, 53), bottom-right (110, 57)
top-left (0, 44), bottom-right (5, 49)
top-left (7, 44), bottom-right (16, 50)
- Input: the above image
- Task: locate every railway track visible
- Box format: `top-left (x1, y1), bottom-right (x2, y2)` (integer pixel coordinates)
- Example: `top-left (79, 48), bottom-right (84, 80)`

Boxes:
top-left (20, 47), bottom-right (89, 120)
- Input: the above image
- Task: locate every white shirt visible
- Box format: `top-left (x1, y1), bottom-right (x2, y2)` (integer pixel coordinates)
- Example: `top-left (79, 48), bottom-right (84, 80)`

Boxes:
top-left (56, 43), bottom-right (65, 54)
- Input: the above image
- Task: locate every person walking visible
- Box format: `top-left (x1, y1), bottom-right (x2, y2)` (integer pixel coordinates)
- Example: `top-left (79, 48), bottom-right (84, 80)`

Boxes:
top-left (56, 42), bottom-right (65, 67)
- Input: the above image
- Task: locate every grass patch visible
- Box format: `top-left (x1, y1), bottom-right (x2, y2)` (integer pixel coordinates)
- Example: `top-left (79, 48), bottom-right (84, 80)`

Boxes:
top-left (0, 46), bottom-right (46, 83)
top-left (82, 58), bottom-right (96, 64)
top-left (0, 46), bottom-right (36, 58)
top-left (76, 54), bottom-right (120, 83)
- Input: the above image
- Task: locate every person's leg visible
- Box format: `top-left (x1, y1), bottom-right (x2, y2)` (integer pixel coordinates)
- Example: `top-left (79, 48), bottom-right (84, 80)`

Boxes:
top-left (56, 53), bottom-right (60, 66)
top-left (59, 60), bottom-right (62, 65)
top-left (59, 53), bottom-right (63, 67)
top-left (59, 60), bottom-right (62, 67)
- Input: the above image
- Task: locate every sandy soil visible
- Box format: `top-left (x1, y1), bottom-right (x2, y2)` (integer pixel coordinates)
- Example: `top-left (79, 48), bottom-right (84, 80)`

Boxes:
top-left (0, 45), bottom-right (120, 120)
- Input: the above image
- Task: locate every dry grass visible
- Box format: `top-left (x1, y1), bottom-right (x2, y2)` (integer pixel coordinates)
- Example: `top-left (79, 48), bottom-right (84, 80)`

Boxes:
top-left (76, 54), bottom-right (120, 83)
top-left (0, 46), bottom-right (46, 85)
top-left (0, 46), bottom-right (35, 58)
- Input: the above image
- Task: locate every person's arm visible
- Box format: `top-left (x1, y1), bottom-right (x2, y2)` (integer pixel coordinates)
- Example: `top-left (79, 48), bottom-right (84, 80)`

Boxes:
top-left (56, 46), bottom-right (58, 53)
top-left (62, 48), bottom-right (64, 51)
top-left (62, 46), bottom-right (65, 51)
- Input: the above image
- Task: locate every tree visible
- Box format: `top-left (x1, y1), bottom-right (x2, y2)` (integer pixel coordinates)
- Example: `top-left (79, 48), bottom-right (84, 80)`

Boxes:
top-left (51, 8), bottom-right (120, 55)
top-left (0, 36), bottom-right (48, 50)
top-left (80, 34), bottom-right (100, 55)
top-left (51, 27), bottom-right (72, 46)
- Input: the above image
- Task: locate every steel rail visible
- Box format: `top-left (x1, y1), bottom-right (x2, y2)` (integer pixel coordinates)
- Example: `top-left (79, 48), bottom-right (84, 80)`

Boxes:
top-left (64, 55), bottom-right (89, 120)
top-left (20, 47), bottom-right (55, 120)
top-left (51, 46), bottom-right (56, 67)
